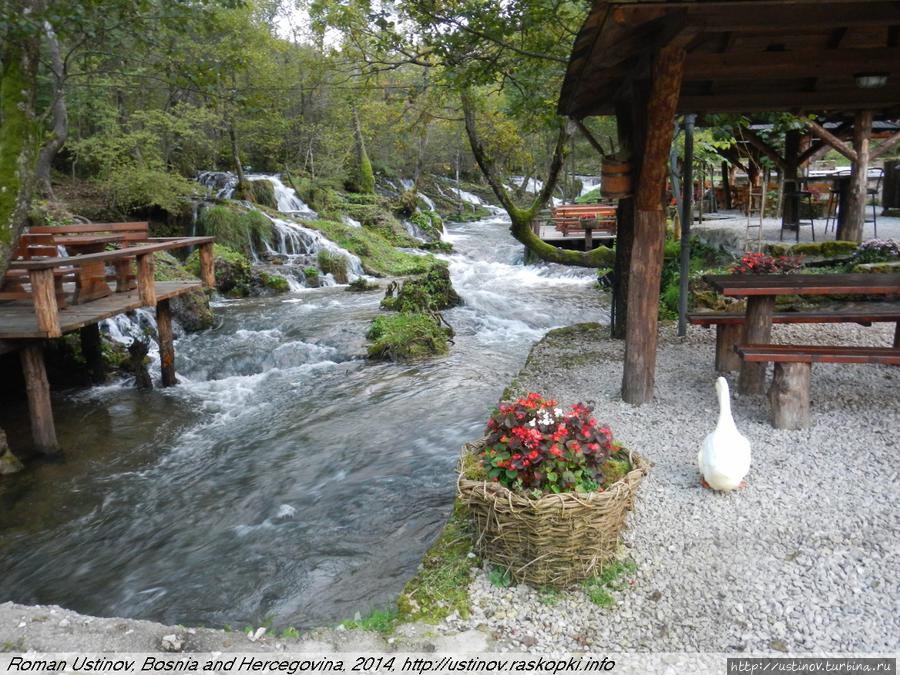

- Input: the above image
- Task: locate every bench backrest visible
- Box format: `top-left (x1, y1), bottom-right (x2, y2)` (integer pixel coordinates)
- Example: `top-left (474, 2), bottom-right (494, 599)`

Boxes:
top-left (30, 222), bottom-right (150, 243)
top-left (14, 233), bottom-right (58, 259)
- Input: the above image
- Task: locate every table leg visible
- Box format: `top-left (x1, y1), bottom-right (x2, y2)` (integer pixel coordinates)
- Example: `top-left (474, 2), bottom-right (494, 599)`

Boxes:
top-left (836, 178), bottom-right (851, 240)
top-left (73, 260), bottom-right (113, 303)
top-left (738, 295), bottom-right (775, 395)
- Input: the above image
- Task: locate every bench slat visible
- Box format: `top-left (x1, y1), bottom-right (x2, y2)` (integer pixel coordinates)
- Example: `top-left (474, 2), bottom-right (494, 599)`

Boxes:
top-left (737, 344), bottom-right (900, 365)
top-left (688, 304), bottom-right (900, 326)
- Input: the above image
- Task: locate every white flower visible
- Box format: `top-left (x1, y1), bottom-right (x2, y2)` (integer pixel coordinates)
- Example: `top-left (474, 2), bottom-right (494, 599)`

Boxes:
top-left (554, 408), bottom-right (563, 416)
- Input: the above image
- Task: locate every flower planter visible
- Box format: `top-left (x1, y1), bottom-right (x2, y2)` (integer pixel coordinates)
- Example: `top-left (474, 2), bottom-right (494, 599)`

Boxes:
top-left (458, 439), bottom-right (649, 587)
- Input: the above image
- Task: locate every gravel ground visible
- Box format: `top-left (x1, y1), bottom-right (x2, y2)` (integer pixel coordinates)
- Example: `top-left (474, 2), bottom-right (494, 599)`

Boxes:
top-left (444, 321), bottom-right (900, 654)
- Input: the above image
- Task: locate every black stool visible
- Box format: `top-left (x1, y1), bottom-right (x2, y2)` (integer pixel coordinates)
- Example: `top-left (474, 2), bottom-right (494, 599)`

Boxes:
top-left (780, 190), bottom-right (815, 242)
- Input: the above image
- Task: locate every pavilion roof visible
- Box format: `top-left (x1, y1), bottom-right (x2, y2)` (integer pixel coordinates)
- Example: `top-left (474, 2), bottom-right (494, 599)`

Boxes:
top-left (557, 0), bottom-right (900, 118)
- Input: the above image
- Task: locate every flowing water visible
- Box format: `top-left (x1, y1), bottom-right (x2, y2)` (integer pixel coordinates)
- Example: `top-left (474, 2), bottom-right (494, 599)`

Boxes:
top-left (0, 199), bottom-right (609, 629)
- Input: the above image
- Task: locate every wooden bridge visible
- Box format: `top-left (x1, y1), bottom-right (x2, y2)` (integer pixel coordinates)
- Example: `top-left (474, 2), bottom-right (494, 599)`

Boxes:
top-left (0, 223), bottom-right (214, 455)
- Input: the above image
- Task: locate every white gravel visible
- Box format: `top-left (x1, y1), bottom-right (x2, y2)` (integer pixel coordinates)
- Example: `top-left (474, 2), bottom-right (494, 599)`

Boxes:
top-left (446, 321), bottom-right (900, 653)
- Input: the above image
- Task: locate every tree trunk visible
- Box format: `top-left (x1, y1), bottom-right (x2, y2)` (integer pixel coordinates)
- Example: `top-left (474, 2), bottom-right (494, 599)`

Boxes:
top-left (0, 4), bottom-right (42, 278)
top-left (351, 104), bottom-right (375, 194)
top-left (621, 44), bottom-right (686, 405)
top-left (35, 22), bottom-right (67, 198)
top-left (460, 91), bottom-right (614, 269)
top-left (228, 119), bottom-right (248, 197)
top-left (843, 110), bottom-right (873, 243)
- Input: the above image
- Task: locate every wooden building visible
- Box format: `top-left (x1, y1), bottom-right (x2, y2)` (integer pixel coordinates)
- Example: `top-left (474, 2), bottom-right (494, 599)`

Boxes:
top-left (557, 0), bottom-right (900, 404)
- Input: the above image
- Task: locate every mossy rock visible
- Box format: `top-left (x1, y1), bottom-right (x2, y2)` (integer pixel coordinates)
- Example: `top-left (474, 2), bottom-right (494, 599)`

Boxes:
top-left (347, 278), bottom-right (379, 292)
top-left (197, 204), bottom-right (272, 255)
top-left (250, 179), bottom-right (277, 209)
top-left (317, 250), bottom-right (349, 284)
top-left (381, 263), bottom-right (460, 313)
top-left (153, 251), bottom-right (196, 282)
top-left (256, 271), bottom-right (291, 294)
top-left (303, 267), bottom-right (320, 288)
top-left (766, 241), bottom-right (858, 259)
top-left (366, 313), bottom-right (452, 361)
top-left (852, 261), bottom-right (900, 273)
top-left (186, 244), bottom-right (252, 297)
top-left (171, 289), bottom-right (215, 331)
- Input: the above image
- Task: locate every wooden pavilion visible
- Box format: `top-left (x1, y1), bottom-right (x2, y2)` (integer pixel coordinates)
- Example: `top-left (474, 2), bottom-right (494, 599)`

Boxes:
top-left (557, 0), bottom-right (900, 404)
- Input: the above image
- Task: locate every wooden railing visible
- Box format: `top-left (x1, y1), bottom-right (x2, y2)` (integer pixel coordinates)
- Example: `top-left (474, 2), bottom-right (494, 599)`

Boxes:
top-left (6, 237), bottom-right (214, 338)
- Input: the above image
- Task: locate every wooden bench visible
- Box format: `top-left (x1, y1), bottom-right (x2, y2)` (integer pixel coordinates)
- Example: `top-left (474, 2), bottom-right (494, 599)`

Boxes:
top-left (688, 303), bottom-right (900, 372)
top-left (735, 343), bottom-right (900, 429)
top-left (0, 233), bottom-right (76, 307)
top-left (549, 205), bottom-right (617, 248)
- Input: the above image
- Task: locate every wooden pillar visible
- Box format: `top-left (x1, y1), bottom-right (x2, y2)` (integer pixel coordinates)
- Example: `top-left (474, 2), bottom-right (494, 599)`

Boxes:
top-left (715, 324), bottom-right (743, 372)
top-left (584, 227), bottom-right (593, 251)
top-left (29, 269), bottom-right (62, 338)
top-left (20, 343), bottom-right (59, 454)
top-left (768, 362), bottom-right (811, 430)
top-left (844, 110), bottom-right (873, 243)
top-left (156, 299), bottom-right (176, 387)
top-left (79, 323), bottom-right (106, 384)
top-left (893, 322), bottom-right (899, 348)
top-left (137, 253), bottom-right (156, 306)
top-left (737, 296), bottom-right (775, 395)
top-left (612, 81), bottom-right (649, 340)
top-left (782, 129), bottom-right (800, 228)
top-left (199, 242), bottom-right (215, 288)
top-left (621, 44), bottom-right (686, 405)
top-left (722, 161), bottom-right (733, 210)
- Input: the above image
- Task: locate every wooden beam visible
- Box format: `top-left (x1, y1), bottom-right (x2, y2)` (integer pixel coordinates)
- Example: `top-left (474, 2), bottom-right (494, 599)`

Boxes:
top-left (622, 43), bottom-right (686, 405)
top-left (685, 48), bottom-right (900, 80)
top-left (676, 89), bottom-right (900, 114)
top-left (575, 119), bottom-right (609, 156)
top-left (20, 343), bottom-right (59, 454)
top-left (738, 127), bottom-right (788, 172)
top-left (199, 242), bottom-right (215, 289)
top-left (871, 129), bottom-right (900, 160)
top-left (156, 299), bottom-right (176, 387)
top-left (806, 120), bottom-right (858, 162)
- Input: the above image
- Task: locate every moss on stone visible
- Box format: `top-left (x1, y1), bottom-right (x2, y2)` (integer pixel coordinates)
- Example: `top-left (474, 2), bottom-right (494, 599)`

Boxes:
top-left (767, 241), bottom-right (858, 259)
top-left (852, 261), bottom-right (900, 273)
top-left (153, 251), bottom-right (196, 282)
top-left (381, 263), bottom-right (460, 313)
top-left (258, 271), bottom-right (290, 293)
top-left (187, 244), bottom-right (252, 297)
top-left (346, 278), bottom-right (379, 292)
top-left (303, 218), bottom-right (434, 277)
top-left (396, 500), bottom-right (476, 625)
top-left (366, 313), bottom-right (452, 361)
top-left (250, 179), bottom-right (277, 209)
top-left (197, 204), bottom-right (272, 255)
top-left (317, 250), bottom-right (349, 284)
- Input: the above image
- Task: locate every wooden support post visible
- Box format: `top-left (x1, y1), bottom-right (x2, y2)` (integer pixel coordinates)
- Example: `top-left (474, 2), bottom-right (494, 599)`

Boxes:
top-left (768, 362), bottom-right (811, 429)
top-left (738, 296), bottom-right (775, 395)
top-left (29, 269), bottom-right (62, 338)
top-left (844, 110), bottom-right (873, 243)
top-left (114, 259), bottom-right (136, 292)
top-left (137, 253), bottom-right (156, 306)
top-left (199, 242), bottom-right (215, 289)
top-left (20, 343), bottom-right (59, 454)
top-left (715, 324), bottom-right (743, 372)
top-left (621, 44), bottom-right (685, 405)
top-left (156, 299), bottom-right (176, 387)
top-left (894, 322), bottom-right (899, 348)
top-left (80, 323), bottom-right (106, 384)
top-left (782, 130), bottom-right (800, 229)
top-left (584, 227), bottom-right (593, 251)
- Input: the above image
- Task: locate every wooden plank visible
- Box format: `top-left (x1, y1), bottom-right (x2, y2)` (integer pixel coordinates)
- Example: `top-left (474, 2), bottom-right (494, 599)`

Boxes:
top-left (7, 237), bottom-right (214, 271)
top-left (30, 222), bottom-right (149, 234)
top-left (0, 281), bottom-right (202, 339)
top-left (676, 89), bottom-right (900, 114)
top-left (688, 303), bottom-right (900, 326)
top-left (20, 343), bottom-right (58, 454)
top-left (684, 48), bottom-right (900, 80)
top-left (704, 273), bottom-right (900, 296)
top-left (199, 242), bottom-right (215, 289)
top-left (137, 253), bottom-right (156, 306)
top-left (738, 343), bottom-right (900, 365)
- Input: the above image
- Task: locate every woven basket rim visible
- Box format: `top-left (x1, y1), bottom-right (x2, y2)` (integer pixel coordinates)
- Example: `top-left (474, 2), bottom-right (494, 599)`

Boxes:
top-left (457, 438), bottom-right (650, 508)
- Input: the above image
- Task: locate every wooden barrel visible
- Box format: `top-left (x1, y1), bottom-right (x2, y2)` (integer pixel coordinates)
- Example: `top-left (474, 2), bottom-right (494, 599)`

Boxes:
top-left (601, 158), bottom-right (632, 199)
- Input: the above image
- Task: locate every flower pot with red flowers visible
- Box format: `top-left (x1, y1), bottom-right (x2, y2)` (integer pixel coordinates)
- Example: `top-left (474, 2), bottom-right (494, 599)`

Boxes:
top-left (457, 393), bottom-right (649, 587)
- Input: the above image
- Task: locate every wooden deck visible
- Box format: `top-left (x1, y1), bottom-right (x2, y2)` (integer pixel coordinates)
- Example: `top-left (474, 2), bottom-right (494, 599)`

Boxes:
top-left (0, 280), bottom-right (201, 340)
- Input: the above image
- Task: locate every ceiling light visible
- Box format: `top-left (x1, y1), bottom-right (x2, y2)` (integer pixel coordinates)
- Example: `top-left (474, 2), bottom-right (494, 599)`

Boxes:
top-left (855, 73), bottom-right (888, 89)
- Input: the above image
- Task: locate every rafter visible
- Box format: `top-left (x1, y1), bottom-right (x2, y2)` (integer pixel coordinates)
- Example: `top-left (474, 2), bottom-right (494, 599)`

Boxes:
top-left (806, 120), bottom-right (858, 162)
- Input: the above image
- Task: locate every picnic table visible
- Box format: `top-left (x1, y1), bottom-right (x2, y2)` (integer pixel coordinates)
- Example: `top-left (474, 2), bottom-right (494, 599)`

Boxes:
top-left (53, 233), bottom-right (125, 303)
top-left (704, 273), bottom-right (900, 396)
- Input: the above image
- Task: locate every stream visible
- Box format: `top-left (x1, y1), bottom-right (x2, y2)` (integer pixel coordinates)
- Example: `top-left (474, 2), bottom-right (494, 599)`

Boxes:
top-left (0, 193), bottom-right (609, 629)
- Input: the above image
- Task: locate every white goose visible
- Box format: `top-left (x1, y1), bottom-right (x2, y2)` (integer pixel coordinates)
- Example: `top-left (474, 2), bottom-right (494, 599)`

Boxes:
top-left (698, 377), bottom-right (751, 491)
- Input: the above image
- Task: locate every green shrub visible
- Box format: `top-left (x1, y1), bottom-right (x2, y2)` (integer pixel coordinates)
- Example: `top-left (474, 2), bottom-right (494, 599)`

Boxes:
top-left (198, 205), bottom-right (272, 254)
top-left (103, 166), bottom-right (193, 215)
top-left (366, 313), bottom-right (452, 361)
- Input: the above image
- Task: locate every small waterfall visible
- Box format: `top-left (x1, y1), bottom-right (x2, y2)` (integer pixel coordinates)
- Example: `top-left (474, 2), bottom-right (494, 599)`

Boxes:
top-left (259, 212), bottom-right (365, 281)
top-left (246, 173), bottom-right (317, 217)
top-left (418, 192), bottom-right (436, 211)
top-left (342, 215), bottom-right (362, 228)
top-left (197, 171), bottom-right (238, 199)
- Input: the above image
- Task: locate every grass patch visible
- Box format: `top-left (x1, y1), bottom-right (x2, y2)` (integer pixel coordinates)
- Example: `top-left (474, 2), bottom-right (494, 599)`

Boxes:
top-left (397, 500), bottom-right (477, 625)
top-left (582, 560), bottom-right (637, 608)
top-left (153, 251), bottom-right (196, 282)
top-left (381, 262), bottom-right (460, 313)
top-left (366, 313), bottom-right (452, 361)
top-left (488, 567), bottom-right (512, 588)
top-left (340, 607), bottom-right (398, 634)
top-left (317, 249), bottom-right (349, 284)
top-left (198, 204), bottom-right (272, 255)
top-left (303, 218), bottom-right (434, 277)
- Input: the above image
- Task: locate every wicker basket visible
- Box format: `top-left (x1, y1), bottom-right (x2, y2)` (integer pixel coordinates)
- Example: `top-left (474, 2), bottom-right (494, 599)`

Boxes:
top-left (457, 440), bottom-right (649, 587)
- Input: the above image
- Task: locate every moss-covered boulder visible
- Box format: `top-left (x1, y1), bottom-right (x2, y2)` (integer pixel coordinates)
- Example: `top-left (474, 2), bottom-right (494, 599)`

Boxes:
top-left (197, 204), bottom-right (272, 255)
top-left (303, 267), bottom-right (320, 288)
top-left (187, 244), bottom-right (252, 297)
top-left (317, 250), bottom-right (349, 284)
top-left (347, 277), bottom-right (379, 292)
top-left (381, 263), bottom-right (460, 313)
top-left (255, 270), bottom-right (291, 293)
top-left (366, 313), bottom-right (452, 361)
top-left (766, 240), bottom-right (858, 259)
top-left (250, 179), bottom-right (277, 209)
